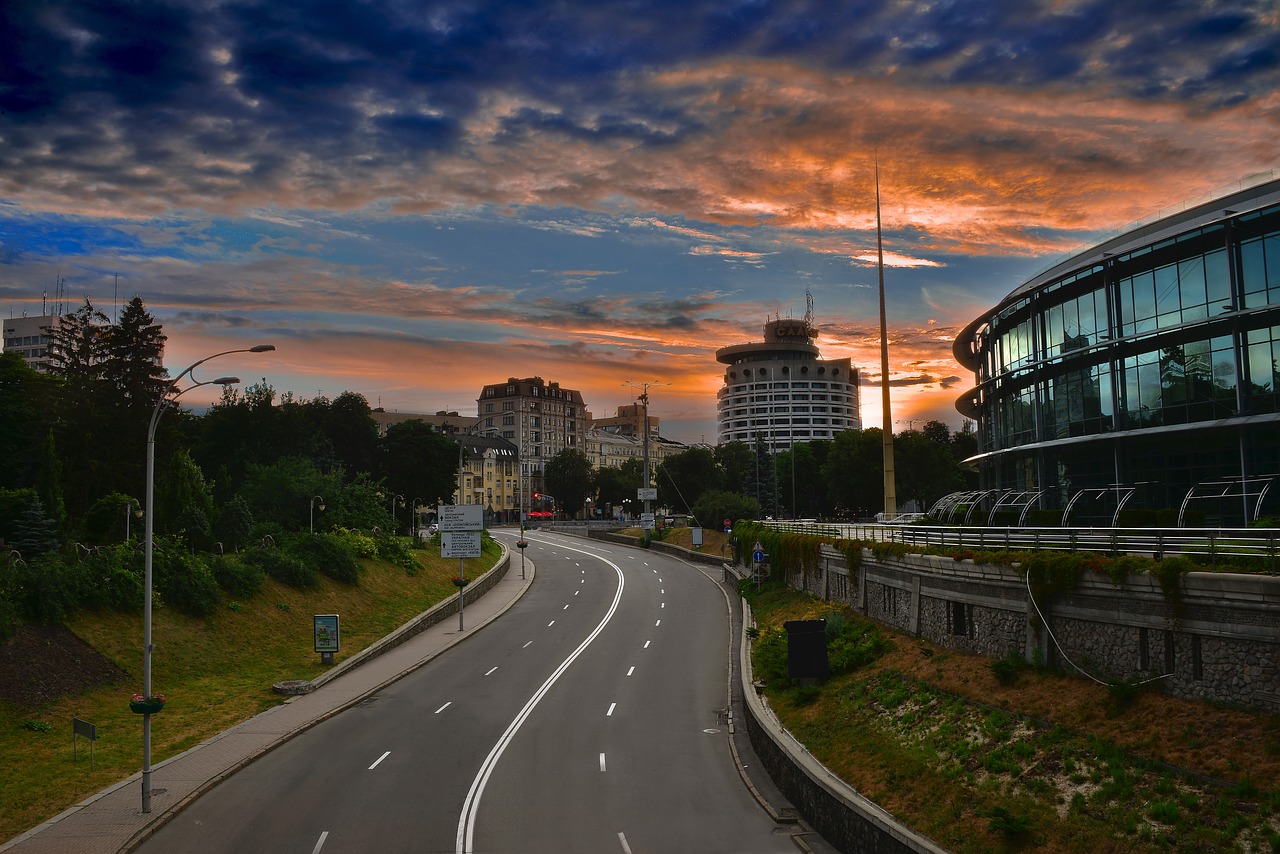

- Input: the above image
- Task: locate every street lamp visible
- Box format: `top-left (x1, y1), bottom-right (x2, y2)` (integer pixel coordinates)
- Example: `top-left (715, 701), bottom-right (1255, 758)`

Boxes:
top-left (125, 498), bottom-right (142, 541)
top-left (411, 498), bottom-right (423, 539)
top-left (310, 495), bottom-right (325, 534)
top-left (389, 493), bottom-right (405, 533)
top-left (142, 343), bottom-right (273, 813)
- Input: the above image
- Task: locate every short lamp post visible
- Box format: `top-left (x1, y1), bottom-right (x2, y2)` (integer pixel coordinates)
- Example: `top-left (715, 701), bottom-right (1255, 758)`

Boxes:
top-left (125, 499), bottom-right (142, 542)
top-left (389, 493), bottom-right (405, 534)
top-left (310, 495), bottom-right (325, 534)
top-left (411, 498), bottom-right (423, 539)
top-left (141, 344), bottom-right (273, 814)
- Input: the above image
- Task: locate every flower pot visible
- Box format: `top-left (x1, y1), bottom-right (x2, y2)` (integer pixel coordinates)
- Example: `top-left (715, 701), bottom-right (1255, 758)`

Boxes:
top-left (452, 578), bottom-right (470, 587)
top-left (130, 698), bottom-right (165, 715)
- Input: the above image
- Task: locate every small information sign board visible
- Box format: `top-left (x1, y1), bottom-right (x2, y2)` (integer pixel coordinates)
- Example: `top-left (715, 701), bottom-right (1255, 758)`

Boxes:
top-left (314, 614), bottom-right (340, 664)
top-left (637, 487), bottom-right (658, 501)
top-left (439, 505), bottom-right (484, 531)
top-left (640, 512), bottom-right (656, 530)
top-left (442, 530), bottom-right (483, 558)
top-left (73, 717), bottom-right (96, 769)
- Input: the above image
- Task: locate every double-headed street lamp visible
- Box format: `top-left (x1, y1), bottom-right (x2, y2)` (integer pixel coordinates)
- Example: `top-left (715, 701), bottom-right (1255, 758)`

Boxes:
top-left (310, 495), bottom-right (325, 534)
top-left (142, 344), bottom-right (273, 813)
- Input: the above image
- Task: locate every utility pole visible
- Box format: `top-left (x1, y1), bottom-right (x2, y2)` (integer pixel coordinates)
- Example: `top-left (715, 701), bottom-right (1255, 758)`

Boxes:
top-left (623, 380), bottom-right (669, 531)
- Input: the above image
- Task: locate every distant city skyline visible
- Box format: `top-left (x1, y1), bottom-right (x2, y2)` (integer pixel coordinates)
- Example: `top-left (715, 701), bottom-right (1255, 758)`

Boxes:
top-left (3, 2), bottom-right (1279, 444)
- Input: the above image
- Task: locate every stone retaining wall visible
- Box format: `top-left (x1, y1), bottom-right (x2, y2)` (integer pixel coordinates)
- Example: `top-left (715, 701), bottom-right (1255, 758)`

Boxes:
top-left (783, 547), bottom-right (1280, 712)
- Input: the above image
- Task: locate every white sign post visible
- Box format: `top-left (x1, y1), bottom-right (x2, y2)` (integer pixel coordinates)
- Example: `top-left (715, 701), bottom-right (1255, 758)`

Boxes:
top-left (440, 504), bottom-right (484, 630)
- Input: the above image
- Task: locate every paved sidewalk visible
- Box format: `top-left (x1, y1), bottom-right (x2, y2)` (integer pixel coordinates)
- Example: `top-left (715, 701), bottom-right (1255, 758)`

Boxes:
top-left (1, 556), bottom-right (537, 854)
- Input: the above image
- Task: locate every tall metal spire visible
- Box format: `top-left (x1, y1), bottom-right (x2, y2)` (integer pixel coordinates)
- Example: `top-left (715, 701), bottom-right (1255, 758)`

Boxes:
top-left (876, 161), bottom-right (898, 518)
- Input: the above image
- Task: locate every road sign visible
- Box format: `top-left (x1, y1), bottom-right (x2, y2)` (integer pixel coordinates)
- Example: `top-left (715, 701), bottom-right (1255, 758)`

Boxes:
top-left (442, 530), bottom-right (483, 558)
top-left (439, 505), bottom-right (484, 531)
top-left (752, 540), bottom-right (764, 563)
top-left (637, 487), bottom-right (657, 501)
top-left (640, 512), bottom-right (655, 530)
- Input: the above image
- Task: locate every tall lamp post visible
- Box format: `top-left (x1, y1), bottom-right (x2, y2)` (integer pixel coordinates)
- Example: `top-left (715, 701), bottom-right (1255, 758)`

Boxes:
top-left (411, 498), bottom-right (423, 539)
top-left (310, 495), bottom-right (325, 534)
top-left (142, 344), bottom-right (273, 814)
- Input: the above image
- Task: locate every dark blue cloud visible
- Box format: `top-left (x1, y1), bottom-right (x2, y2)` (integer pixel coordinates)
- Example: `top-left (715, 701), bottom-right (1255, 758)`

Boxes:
top-left (1, 0), bottom-right (1277, 211)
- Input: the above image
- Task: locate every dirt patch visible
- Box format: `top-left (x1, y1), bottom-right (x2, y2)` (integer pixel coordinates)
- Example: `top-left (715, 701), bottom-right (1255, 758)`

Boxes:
top-left (0, 624), bottom-right (128, 709)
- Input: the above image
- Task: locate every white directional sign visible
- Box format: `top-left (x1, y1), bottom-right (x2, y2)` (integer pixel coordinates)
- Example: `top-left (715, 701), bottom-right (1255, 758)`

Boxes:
top-left (640, 512), bottom-right (656, 530)
top-left (439, 504), bottom-right (484, 531)
top-left (637, 487), bottom-right (658, 501)
top-left (442, 530), bottom-right (483, 558)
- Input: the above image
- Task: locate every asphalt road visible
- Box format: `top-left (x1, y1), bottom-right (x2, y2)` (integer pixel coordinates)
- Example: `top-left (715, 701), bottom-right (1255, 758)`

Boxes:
top-left (136, 530), bottom-right (798, 854)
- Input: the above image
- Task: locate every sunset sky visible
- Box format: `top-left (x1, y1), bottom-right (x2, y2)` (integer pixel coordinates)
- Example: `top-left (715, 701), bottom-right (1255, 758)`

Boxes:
top-left (3, 1), bottom-right (1280, 444)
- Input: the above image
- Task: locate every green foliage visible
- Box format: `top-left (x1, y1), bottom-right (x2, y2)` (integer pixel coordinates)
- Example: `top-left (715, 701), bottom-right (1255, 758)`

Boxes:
top-left (11, 497), bottom-right (61, 560)
top-left (20, 720), bottom-right (52, 733)
top-left (80, 492), bottom-right (139, 545)
top-left (691, 490), bottom-right (759, 539)
top-left (241, 545), bottom-right (318, 589)
top-left (82, 543), bottom-right (144, 612)
top-left (825, 613), bottom-right (889, 675)
top-left (1152, 555), bottom-right (1194, 617)
top-left (12, 553), bottom-right (79, 622)
top-left (990, 651), bottom-right (1032, 685)
top-left (332, 527), bottom-right (378, 558)
top-left (1116, 508), bottom-right (1158, 528)
top-left (209, 554), bottom-right (267, 598)
top-left (373, 533), bottom-right (418, 574)
top-left (0, 488), bottom-right (38, 544)
top-left (154, 547), bottom-right (221, 617)
top-left (544, 447), bottom-right (594, 517)
top-left (214, 494), bottom-right (254, 552)
top-left (285, 532), bottom-right (361, 585)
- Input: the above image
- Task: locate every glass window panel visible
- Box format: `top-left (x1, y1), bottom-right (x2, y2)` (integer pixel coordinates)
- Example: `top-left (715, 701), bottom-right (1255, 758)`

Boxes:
top-left (1267, 234), bottom-right (1280, 288)
top-left (1154, 263), bottom-right (1180, 319)
top-left (1130, 271), bottom-right (1157, 333)
top-left (1241, 238), bottom-right (1268, 307)
top-left (1249, 341), bottom-right (1274, 393)
top-left (1097, 364), bottom-right (1113, 419)
top-left (1204, 248), bottom-right (1231, 314)
top-left (1043, 303), bottom-right (1063, 357)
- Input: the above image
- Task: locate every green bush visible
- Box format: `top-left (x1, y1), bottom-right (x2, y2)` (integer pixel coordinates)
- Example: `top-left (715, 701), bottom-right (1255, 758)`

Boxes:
top-left (155, 550), bottom-right (221, 617)
top-left (242, 546), bottom-right (318, 589)
top-left (825, 612), bottom-right (889, 675)
top-left (83, 544), bottom-right (144, 612)
top-left (373, 533), bottom-right (417, 574)
top-left (209, 554), bottom-right (267, 598)
top-left (331, 527), bottom-right (378, 558)
top-left (13, 553), bottom-right (80, 622)
top-left (286, 532), bottom-right (361, 585)
top-left (990, 651), bottom-right (1031, 685)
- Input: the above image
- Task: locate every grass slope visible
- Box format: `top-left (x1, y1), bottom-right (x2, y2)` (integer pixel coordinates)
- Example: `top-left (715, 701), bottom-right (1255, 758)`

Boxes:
top-left (0, 539), bottom-right (499, 843)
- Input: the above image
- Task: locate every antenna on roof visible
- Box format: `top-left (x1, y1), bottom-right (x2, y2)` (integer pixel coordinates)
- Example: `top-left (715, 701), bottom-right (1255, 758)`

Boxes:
top-left (804, 288), bottom-right (814, 326)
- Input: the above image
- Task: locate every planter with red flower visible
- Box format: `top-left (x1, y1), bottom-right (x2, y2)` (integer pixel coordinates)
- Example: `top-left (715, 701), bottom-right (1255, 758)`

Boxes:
top-left (451, 577), bottom-right (470, 588)
top-left (129, 693), bottom-right (166, 715)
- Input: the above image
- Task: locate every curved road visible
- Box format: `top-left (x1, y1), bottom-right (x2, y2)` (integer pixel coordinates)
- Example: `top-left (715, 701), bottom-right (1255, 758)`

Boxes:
top-left (137, 530), bottom-right (799, 854)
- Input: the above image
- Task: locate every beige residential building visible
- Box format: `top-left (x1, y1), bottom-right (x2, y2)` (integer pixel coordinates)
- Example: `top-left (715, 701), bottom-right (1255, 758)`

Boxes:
top-left (475, 377), bottom-right (588, 508)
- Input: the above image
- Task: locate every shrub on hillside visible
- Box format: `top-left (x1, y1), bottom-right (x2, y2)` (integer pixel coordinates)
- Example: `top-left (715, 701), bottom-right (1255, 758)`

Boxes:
top-left (242, 546), bottom-right (318, 589)
top-left (285, 533), bottom-right (360, 585)
top-left (82, 543), bottom-right (144, 612)
top-left (209, 554), bottom-right (267, 598)
top-left (373, 532), bottom-right (417, 575)
top-left (155, 549), bottom-right (221, 617)
top-left (331, 527), bottom-right (377, 558)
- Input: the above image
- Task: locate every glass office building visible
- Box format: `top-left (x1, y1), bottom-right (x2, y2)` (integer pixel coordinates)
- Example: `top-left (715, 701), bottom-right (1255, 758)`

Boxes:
top-left (954, 172), bottom-right (1280, 526)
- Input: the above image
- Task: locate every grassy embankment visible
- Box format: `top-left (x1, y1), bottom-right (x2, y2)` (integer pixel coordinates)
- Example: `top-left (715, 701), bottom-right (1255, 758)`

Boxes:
top-left (0, 538), bottom-right (501, 844)
top-left (744, 582), bottom-right (1280, 853)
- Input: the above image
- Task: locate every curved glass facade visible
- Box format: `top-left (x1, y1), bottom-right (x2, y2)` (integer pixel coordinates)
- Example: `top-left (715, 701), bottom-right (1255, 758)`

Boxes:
top-left (954, 174), bottom-right (1280, 525)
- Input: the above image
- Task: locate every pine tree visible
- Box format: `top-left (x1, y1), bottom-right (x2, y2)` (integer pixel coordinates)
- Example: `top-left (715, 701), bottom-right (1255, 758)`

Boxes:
top-left (103, 296), bottom-right (168, 410)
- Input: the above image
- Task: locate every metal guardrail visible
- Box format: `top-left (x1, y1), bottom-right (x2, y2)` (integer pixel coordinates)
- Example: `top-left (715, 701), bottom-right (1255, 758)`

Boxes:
top-left (761, 521), bottom-right (1280, 570)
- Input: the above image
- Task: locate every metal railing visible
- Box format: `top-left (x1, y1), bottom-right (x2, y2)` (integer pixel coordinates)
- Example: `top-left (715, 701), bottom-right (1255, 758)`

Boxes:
top-left (761, 520), bottom-right (1280, 570)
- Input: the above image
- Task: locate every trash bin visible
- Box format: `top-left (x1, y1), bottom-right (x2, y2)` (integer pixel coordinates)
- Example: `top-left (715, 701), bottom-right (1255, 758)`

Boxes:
top-left (784, 619), bottom-right (829, 680)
